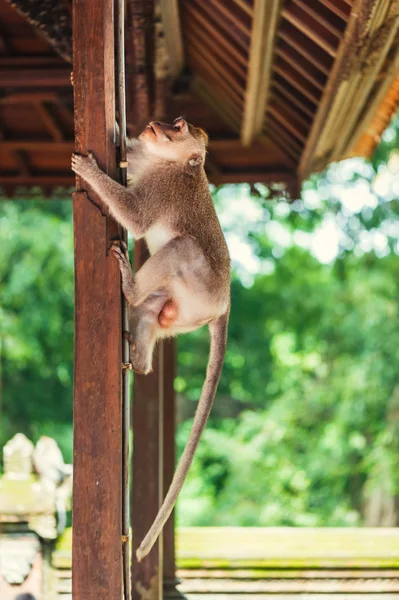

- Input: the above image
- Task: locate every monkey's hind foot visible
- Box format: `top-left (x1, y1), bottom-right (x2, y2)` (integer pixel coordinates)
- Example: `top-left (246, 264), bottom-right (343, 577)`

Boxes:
top-left (123, 330), bottom-right (152, 375)
top-left (111, 242), bottom-right (131, 269)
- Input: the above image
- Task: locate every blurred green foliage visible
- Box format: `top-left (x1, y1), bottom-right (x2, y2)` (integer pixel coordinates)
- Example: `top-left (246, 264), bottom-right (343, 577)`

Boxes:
top-left (1, 115), bottom-right (399, 526)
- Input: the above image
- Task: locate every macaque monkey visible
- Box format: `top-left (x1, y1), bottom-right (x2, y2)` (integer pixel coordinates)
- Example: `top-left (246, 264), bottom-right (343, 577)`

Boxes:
top-left (71, 117), bottom-right (230, 561)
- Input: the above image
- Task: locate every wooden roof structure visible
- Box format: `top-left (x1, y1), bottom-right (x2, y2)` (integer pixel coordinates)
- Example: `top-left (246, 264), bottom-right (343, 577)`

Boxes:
top-left (1, 0), bottom-right (399, 197)
top-left (2, 2), bottom-right (399, 599)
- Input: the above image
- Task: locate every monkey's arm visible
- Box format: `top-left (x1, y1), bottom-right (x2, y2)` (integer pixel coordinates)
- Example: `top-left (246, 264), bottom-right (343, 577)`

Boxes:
top-left (71, 152), bottom-right (147, 236)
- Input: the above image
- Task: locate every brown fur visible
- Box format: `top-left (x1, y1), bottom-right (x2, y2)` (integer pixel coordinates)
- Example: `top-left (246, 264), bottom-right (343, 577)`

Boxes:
top-left (71, 118), bottom-right (231, 561)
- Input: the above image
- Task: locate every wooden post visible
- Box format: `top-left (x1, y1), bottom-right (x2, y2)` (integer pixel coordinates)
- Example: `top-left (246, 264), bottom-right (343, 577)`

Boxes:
top-left (163, 340), bottom-right (186, 599)
top-left (132, 242), bottom-right (164, 600)
top-left (72, 0), bottom-right (122, 598)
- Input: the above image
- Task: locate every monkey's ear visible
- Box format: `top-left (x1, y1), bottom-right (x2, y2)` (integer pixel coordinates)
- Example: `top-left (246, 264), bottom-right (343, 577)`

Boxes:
top-left (189, 154), bottom-right (203, 167)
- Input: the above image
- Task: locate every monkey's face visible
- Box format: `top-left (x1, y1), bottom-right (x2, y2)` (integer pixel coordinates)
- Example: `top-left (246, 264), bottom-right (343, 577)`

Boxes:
top-left (139, 118), bottom-right (208, 164)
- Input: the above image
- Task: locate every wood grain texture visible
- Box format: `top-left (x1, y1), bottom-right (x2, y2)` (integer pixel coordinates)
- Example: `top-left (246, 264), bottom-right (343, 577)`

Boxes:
top-left (162, 340), bottom-right (184, 599)
top-left (72, 0), bottom-right (122, 597)
top-left (132, 240), bottom-right (163, 600)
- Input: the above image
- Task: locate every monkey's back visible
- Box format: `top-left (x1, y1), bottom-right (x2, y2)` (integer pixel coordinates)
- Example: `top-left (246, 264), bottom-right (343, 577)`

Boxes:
top-left (138, 164), bottom-right (231, 284)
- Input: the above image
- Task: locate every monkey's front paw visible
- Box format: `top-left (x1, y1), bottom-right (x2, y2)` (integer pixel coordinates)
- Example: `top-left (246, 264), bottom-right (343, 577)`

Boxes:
top-left (71, 152), bottom-right (99, 178)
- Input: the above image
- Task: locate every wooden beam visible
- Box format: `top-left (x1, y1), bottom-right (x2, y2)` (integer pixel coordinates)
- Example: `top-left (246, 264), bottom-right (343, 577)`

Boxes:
top-left (291, 0), bottom-right (343, 38)
top-left (6, 0), bottom-right (72, 62)
top-left (126, 0), bottom-right (155, 132)
top-left (186, 36), bottom-right (244, 98)
top-left (185, 17), bottom-right (247, 81)
top-left (231, 0), bottom-right (253, 17)
top-left (265, 121), bottom-right (303, 160)
top-left (162, 340), bottom-right (185, 599)
top-left (275, 44), bottom-right (326, 91)
top-left (188, 56), bottom-right (243, 111)
top-left (318, 0), bottom-right (351, 22)
top-left (241, 0), bottom-right (282, 146)
top-left (272, 79), bottom-right (316, 120)
top-left (268, 104), bottom-right (307, 144)
top-left (159, 0), bottom-right (184, 77)
top-left (282, 6), bottom-right (337, 57)
top-left (274, 62), bottom-right (321, 105)
top-left (185, 1), bottom-right (248, 69)
top-left (132, 243), bottom-right (164, 600)
top-left (0, 174), bottom-right (73, 186)
top-left (72, 1), bottom-right (122, 599)
top-left (206, 0), bottom-right (251, 38)
top-left (197, 1), bottom-right (249, 53)
top-left (192, 78), bottom-right (242, 133)
top-left (35, 102), bottom-right (64, 141)
top-left (0, 141), bottom-right (73, 151)
top-left (13, 150), bottom-right (31, 177)
top-left (269, 92), bottom-right (312, 131)
top-left (0, 91), bottom-right (71, 104)
top-left (0, 67), bottom-right (71, 87)
top-left (0, 56), bottom-right (65, 67)
top-left (279, 24), bottom-right (332, 76)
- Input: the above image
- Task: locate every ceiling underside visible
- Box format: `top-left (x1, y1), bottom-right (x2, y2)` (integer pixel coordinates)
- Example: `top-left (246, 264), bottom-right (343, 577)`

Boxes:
top-left (0, 0), bottom-right (398, 196)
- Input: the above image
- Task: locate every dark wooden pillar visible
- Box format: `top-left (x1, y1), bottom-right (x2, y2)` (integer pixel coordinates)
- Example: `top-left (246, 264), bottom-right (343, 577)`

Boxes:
top-left (132, 242), bottom-right (164, 600)
top-left (163, 340), bottom-right (186, 599)
top-left (72, 1), bottom-right (122, 598)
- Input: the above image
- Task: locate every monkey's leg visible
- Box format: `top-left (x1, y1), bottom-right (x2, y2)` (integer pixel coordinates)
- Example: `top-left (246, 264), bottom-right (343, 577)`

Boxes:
top-left (128, 302), bottom-right (163, 374)
top-left (129, 237), bottom-right (210, 308)
top-left (111, 242), bottom-right (136, 304)
top-left (71, 153), bottom-right (150, 237)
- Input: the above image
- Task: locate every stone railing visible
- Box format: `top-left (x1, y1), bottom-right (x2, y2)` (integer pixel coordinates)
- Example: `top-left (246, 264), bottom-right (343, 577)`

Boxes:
top-left (0, 434), bottom-right (72, 600)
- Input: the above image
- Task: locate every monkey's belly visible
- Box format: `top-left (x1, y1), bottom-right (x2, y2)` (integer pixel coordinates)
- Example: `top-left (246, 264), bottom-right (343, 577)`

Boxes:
top-left (145, 224), bottom-right (175, 255)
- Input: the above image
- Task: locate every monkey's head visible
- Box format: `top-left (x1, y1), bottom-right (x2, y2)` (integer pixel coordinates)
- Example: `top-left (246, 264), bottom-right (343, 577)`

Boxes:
top-left (139, 118), bottom-right (208, 166)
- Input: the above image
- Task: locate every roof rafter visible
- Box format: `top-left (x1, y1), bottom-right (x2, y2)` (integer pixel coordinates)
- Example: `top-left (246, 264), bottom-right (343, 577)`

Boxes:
top-left (159, 0), bottom-right (184, 77)
top-left (5, 0), bottom-right (72, 62)
top-left (241, 0), bottom-right (282, 146)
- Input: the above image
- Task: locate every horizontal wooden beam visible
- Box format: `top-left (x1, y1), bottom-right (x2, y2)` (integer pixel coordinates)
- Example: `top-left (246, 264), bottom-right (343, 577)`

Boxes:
top-left (0, 169), bottom-right (298, 192)
top-left (0, 56), bottom-right (66, 67)
top-left (0, 67), bottom-right (72, 87)
top-left (0, 175), bottom-right (73, 186)
top-left (0, 141), bottom-right (73, 151)
top-left (0, 91), bottom-right (72, 104)
top-left (2, 138), bottom-right (277, 152)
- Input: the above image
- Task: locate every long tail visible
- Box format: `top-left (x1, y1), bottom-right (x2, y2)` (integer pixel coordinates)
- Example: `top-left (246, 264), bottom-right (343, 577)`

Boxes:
top-left (136, 308), bottom-right (230, 561)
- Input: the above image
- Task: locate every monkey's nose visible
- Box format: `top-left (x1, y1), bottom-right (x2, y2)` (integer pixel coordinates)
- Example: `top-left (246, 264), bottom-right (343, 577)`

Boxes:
top-left (151, 121), bottom-right (162, 126)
